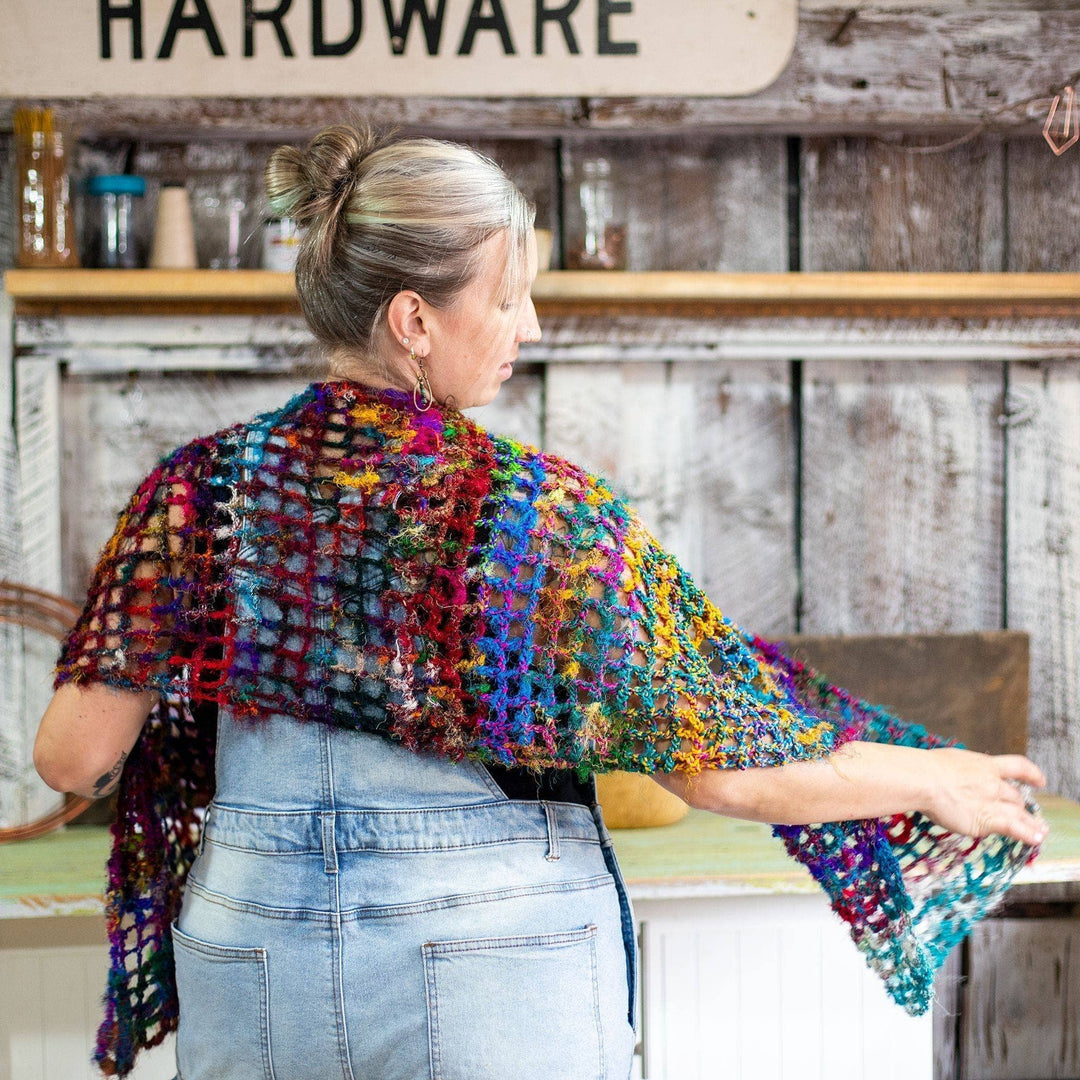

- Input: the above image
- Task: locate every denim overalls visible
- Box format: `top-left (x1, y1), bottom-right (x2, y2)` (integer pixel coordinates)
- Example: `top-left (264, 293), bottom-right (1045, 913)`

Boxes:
top-left (174, 708), bottom-right (639, 1079)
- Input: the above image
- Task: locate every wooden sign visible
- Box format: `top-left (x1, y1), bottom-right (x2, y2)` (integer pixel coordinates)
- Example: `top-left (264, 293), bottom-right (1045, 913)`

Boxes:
top-left (3, 0), bottom-right (797, 98)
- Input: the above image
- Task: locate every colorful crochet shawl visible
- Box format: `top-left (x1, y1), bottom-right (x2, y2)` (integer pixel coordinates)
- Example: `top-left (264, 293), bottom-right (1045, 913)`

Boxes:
top-left (56, 381), bottom-right (1035, 1076)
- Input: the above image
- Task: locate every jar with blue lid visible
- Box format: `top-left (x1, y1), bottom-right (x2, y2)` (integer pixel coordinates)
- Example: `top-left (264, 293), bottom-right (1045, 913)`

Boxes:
top-left (86, 174), bottom-right (146, 268)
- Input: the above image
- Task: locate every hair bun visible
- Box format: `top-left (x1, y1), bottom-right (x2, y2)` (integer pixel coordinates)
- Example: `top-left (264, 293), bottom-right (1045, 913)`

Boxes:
top-left (265, 123), bottom-right (380, 228)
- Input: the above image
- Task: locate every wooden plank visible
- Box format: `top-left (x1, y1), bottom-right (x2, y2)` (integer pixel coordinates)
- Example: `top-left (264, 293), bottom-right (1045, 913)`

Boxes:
top-left (5, 269), bottom-right (300, 303)
top-left (0, 620), bottom-right (61, 832)
top-left (0, 294), bottom-right (19, 580)
top-left (1001, 126), bottom-right (1079, 830)
top-left (638, 898), bottom-right (933, 1080)
top-left (585, 4), bottom-right (1080, 135)
top-left (783, 631), bottom-right (1029, 754)
top-left (10, 357), bottom-right (65, 829)
top-left (0, 942), bottom-right (178, 1080)
top-left (801, 359), bottom-right (1005, 635)
top-left (544, 360), bottom-right (634, 479)
top-left (802, 135), bottom-right (1006, 272)
top-left (1002, 103), bottom-right (1080, 812)
top-left (15, 360), bottom-right (62, 595)
top-left (932, 945), bottom-right (964, 1080)
top-left (560, 135), bottom-right (786, 271)
top-left (19, 312), bottom-right (1080, 365)
top-left (962, 918), bottom-right (1080, 1079)
top-left (15, 313), bottom-right (312, 348)
top-left (59, 372), bottom-right (309, 596)
top-left (1004, 136), bottom-right (1080, 273)
top-left (0, 292), bottom-right (27, 831)
top-left (1006, 360), bottom-right (1080, 803)
top-left (13, 270), bottom-right (1080, 314)
top-left (0, 134), bottom-right (13, 273)
top-left (0, 618), bottom-right (29, 830)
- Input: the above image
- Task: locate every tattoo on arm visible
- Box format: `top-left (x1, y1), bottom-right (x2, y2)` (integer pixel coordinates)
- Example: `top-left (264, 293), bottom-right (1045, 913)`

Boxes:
top-left (92, 752), bottom-right (128, 798)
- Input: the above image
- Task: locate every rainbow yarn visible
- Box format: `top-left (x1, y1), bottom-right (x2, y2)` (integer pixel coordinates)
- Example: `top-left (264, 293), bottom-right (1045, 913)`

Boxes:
top-left (56, 382), bottom-right (1035, 1075)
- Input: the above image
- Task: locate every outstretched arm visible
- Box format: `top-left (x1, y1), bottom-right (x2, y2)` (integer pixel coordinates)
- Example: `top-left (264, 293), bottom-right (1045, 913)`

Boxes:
top-left (651, 741), bottom-right (1049, 847)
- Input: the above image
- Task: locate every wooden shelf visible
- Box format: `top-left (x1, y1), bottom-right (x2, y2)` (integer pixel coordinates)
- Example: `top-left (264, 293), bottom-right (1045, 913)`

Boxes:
top-left (6, 268), bottom-right (1080, 319)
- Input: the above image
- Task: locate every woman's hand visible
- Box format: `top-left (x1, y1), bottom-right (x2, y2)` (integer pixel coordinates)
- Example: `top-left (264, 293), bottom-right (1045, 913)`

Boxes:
top-left (918, 747), bottom-right (1048, 845)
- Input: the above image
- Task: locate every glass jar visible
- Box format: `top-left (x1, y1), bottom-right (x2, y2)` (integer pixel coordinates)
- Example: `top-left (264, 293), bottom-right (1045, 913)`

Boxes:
top-left (191, 174), bottom-right (248, 270)
top-left (563, 155), bottom-right (627, 271)
top-left (86, 174), bottom-right (146, 268)
top-left (261, 216), bottom-right (302, 272)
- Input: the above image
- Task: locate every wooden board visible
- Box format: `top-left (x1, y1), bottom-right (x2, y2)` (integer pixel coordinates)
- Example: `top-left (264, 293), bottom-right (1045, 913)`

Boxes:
top-left (560, 136), bottom-right (787, 271)
top-left (1005, 360), bottom-right (1080, 804)
top-left (802, 135), bottom-right (1006, 272)
top-left (15, 360), bottom-right (62, 594)
top-left (0, 293), bottom-right (18, 580)
top-left (543, 136), bottom-right (794, 636)
top-left (961, 918), bottom-right (1080, 1079)
top-left (783, 631), bottom-right (1029, 755)
top-left (0, 133), bottom-right (13, 273)
top-left (9, 359), bottom-right (65, 829)
top-left (801, 359), bottom-right (1006, 635)
top-left (1004, 136), bottom-right (1080, 274)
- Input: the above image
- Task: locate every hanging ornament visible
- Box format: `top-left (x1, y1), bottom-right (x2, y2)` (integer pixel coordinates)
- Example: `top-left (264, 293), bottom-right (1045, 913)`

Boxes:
top-left (1043, 86), bottom-right (1078, 156)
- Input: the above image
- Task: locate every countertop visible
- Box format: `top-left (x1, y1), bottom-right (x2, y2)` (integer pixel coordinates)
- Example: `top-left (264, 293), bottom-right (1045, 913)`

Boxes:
top-left (4, 796), bottom-right (1079, 918)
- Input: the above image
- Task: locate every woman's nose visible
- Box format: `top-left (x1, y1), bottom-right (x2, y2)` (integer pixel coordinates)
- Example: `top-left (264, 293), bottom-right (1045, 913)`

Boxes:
top-left (520, 299), bottom-right (541, 342)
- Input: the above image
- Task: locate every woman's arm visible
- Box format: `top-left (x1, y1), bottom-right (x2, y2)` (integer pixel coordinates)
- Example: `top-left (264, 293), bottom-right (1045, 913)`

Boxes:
top-left (34, 683), bottom-right (158, 799)
top-left (651, 741), bottom-right (1049, 847)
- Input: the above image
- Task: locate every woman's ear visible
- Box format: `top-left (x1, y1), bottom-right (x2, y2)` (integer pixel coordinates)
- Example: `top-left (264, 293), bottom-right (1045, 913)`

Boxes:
top-left (386, 290), bottom-right (430, 353)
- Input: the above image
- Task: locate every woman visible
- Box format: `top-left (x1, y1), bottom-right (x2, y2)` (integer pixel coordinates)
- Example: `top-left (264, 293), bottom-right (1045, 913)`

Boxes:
top-left (36, 126), bottom-right (1047, 1080)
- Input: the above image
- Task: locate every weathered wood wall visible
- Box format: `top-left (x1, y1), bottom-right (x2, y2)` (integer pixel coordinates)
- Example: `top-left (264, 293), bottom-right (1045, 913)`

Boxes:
top-left (6, 129), bottom-right (1080, 806)
top-left (6, 4), bottom-right (1080, 1076)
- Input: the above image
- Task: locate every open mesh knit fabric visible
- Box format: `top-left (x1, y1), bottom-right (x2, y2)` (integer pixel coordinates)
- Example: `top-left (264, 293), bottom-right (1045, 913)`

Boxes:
top-left (56, 381), bottom-right (1037, 1076)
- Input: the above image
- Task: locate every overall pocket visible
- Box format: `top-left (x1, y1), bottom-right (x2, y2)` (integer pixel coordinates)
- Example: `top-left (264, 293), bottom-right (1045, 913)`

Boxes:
top-left (423, 924), bottom-right (604, 1080)
top-left (172, 922), bottom-right (275, 1080)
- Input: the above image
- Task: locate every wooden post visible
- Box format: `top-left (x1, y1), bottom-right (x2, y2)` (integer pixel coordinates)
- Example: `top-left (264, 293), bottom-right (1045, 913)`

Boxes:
top-left (4, 354), bottom-right (65, 828)
top-left (1006, 360), bottom-right (1080, 802)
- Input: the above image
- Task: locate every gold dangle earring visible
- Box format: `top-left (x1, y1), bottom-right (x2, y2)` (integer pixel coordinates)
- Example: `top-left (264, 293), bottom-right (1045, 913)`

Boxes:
top-left (411, 347), bottom-right (433, 412)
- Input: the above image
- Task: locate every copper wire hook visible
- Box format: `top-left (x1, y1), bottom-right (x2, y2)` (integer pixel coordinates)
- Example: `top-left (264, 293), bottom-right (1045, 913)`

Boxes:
top-left (1043, 86), bottom-right (1079, 156)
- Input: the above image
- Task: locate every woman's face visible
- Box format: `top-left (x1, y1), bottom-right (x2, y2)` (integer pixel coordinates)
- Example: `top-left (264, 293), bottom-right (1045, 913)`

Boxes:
top-left (424, 229), bottom-right (541, 410)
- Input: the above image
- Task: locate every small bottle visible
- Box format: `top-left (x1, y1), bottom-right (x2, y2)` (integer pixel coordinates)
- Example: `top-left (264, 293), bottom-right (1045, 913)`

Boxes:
top-left (14, 108), bottom-right (79, 268)
top-left (261, 216), bottom-right (302, 272)
top-left (86, 175), bottom-right (146, 268)
top-left (150, 183), bottom-right (197, 269)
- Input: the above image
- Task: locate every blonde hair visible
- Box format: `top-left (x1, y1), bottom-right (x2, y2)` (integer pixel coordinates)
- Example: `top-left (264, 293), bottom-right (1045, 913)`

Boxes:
top-left (265, 124), bottom-right (535, 375)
